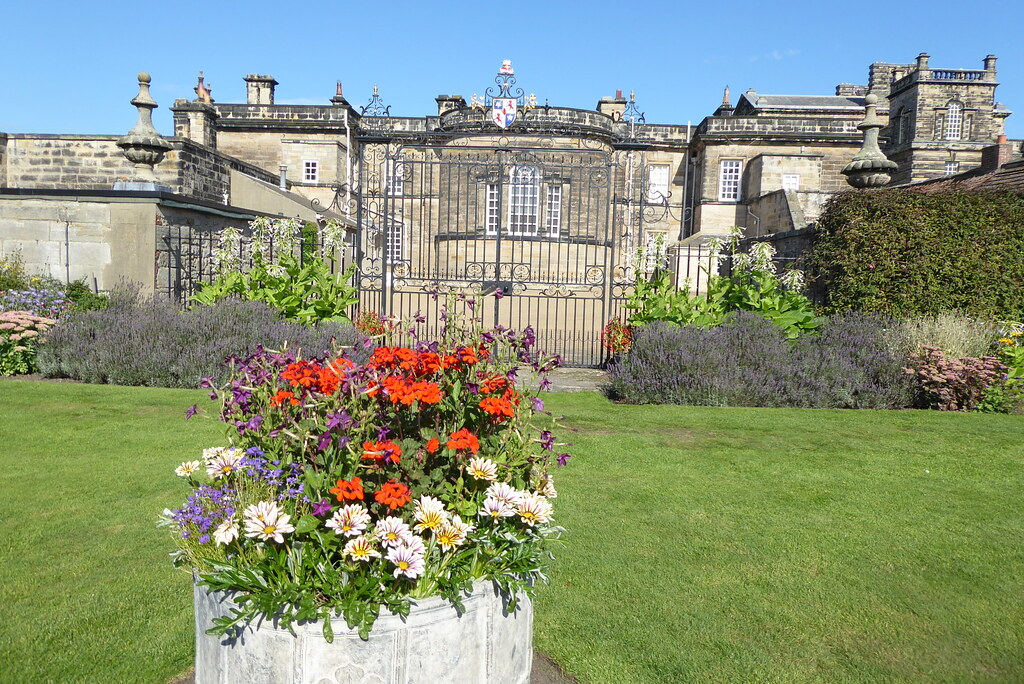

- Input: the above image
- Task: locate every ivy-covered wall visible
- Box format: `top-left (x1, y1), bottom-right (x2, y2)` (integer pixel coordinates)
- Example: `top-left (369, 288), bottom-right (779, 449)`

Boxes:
top-left (809, 190), bottom-right (1024, 318)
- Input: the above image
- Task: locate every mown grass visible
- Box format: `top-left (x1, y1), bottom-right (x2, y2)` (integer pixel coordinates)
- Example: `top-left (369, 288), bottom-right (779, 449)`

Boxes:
top-left (1, 381), bottom-right (1022, 682)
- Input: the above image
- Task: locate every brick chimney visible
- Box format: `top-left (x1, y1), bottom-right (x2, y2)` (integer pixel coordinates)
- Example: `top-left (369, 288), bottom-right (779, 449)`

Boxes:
top-left (980, 134), bottom-right (1014, 171)
top-left (244, 74), bottom-right (278, 105)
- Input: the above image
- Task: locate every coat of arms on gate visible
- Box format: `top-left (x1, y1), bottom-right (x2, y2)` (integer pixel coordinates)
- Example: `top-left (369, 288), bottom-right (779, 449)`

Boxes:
top-left (470, 60), bottom-right (537, 130)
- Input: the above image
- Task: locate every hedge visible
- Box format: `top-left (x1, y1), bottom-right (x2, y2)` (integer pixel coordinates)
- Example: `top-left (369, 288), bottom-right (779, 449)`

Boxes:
top-left (809, 190), bottom-right (1024, 318)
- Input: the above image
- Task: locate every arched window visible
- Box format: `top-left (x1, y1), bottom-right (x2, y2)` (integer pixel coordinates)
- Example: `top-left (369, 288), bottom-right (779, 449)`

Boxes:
top-left (946, 101), bottom-right (963, 140)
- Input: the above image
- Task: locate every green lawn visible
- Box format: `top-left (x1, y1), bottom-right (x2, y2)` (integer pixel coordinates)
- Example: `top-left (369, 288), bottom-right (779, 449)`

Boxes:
top-left (2, 381), bottom-right (1022, 683)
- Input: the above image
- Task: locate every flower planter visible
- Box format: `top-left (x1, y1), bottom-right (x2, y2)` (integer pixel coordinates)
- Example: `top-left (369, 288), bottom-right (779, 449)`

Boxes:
top-left (194, 580), bottom-right (532, 684)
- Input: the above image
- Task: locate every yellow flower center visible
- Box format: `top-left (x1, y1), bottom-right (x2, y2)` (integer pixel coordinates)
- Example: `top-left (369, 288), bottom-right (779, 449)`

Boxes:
top-left (398, 561), bottom-right (410, 570)
top-left (263, 525), bottom-right (276, 535)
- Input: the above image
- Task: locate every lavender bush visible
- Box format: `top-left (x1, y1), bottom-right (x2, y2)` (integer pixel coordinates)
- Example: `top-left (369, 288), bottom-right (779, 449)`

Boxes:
top-left (37, 284), bottom-right (362, 388)
top-left (608, 312), bottom-right (915, 409)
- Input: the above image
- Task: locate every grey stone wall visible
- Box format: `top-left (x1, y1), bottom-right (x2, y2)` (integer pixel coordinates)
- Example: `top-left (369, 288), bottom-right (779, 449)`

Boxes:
top-left (0, 133), bottom-right (7, 188)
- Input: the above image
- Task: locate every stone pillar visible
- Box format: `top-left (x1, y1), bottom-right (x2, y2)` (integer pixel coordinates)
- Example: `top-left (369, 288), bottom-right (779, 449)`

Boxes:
top-left (842, 94), bottom-right (898, 188)
top-left (983, 54), bottom-right (998, 81)
top-left (244, 74), bottom-right (278, 105)
top-left (116, 72), bottom-right (172, 190)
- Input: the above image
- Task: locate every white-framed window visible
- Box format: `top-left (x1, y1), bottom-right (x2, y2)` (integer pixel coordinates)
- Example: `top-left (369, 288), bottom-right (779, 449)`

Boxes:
top-left (644, 232), bottom-right (668, 272)
top-left (782, 174), bottom-right (800, 191)
top-left (507, 165), bottom-right (540, 236)
top-left (945, 161), bottom-right (960, 176)
top-left (946, 101), bottom-right (963, 140)
top-left (303, 160), bottom-right (319, 183)
top-left (386, 159), bottom-right (404, 196)
top-left (647, 164), bottom-right (670, 204)
top-left (485, 183), bottom-right (500, 235)
top-left (385, 220), bottom-right (405, 264)
top-left (545, 185), bottom-right (562, 236)
top-left (718, 160), bottom-right (742, 202)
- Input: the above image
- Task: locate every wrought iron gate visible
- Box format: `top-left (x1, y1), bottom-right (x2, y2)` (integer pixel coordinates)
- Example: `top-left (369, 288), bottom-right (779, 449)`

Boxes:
top-left (352, 131), bottom-right (647, 366)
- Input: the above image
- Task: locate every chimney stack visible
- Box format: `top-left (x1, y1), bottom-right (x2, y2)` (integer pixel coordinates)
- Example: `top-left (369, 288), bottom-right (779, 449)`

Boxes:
top-left (244, 74), bottom-right (279, 105)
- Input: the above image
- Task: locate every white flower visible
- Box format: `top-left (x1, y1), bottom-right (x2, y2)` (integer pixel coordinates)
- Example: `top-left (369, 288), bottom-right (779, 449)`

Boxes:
top-left (213, 519), bottom-right (239, 545)
top-left (466, 457), bottom-right (498, 481)
top-left (402, 534), bottom-right (426, 556)
top-left (344, 536), bottom-right (381, 562)
top-left (375, 516), bottom-right (413, 548)
top-left (479, 497), bottom-right (517, 519)
top-left (537, 474), bottom-right (557, 499)
top-left (387, 544), bottom-right (425, 579)
top-left (243, 501), bottom-right (294, 543)
top-left (175, 460), bottom-right (201, 478)
top-left (325, 504), bottom-right (371, 538)
top-left (413, 496), bottom-right (448, 533)
top-left (515, 493), bottom-right (553, 527)
top-left (485, 482), bottom-right (524, 507)
top-left (205, 447), bottom-right (243, 479)
top-left (435, 515), bottom-right (473, 551)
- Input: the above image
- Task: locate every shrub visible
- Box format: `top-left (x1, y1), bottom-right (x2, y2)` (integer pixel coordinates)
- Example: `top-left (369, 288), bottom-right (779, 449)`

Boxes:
top-left (38, 284), bottom-right (362, 388)
top-left (904, 346), bottom-right (1006, 411)
top-left (626, 230), bottom-right (820, 339)
top-left (65, 279), bottom-right (109, 312)
top-left (0, 250), bottom-right (30, 291)
top-left (899, 313), bottom-right (999, 359)
top-left (0, 311), bottom-right (56, 375)
top-left (608, 312), bottom-right (915, 409)
top-left (809, 190), bottom-right (1024, 317)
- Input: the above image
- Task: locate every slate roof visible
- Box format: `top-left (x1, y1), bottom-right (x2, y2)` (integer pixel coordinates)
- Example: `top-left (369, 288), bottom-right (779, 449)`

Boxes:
top-left (736, 93), bottom-right (866, 113)
top-left (909, 159), bottom-right (1024, 194)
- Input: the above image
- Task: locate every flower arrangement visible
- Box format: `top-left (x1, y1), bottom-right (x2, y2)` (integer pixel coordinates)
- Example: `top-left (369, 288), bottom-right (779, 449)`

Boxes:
top-left (163, 293), bottom-right (569, 640)
top-left (0, 311), bottom-right (56, 375)
top-left (0, 285), bottom-right (71, 319)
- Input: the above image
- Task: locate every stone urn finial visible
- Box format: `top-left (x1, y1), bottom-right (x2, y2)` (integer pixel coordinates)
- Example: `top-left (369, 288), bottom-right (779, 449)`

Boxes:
top-left (117, 72), bottom-right (172, 182)
top-left (842, 93), bottom-right (898, 188)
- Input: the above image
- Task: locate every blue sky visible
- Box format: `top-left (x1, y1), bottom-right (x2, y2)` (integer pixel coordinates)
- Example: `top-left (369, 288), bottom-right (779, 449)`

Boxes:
top-left (3, 0), bottom-right (1022, 139)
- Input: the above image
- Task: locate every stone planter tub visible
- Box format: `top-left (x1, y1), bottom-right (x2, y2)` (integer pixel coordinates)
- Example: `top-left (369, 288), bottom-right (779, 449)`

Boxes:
top-left (194, 580), bottom-right (533, 684)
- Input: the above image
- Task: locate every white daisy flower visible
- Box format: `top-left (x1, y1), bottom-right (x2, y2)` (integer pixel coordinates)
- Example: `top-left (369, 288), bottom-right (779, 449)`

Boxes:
top-left (402, 534), bottom-right (426, 556)
top-left (435, 515), bottom-right (473, 551)
top-left (466, 457), bottom-right (498, 481)
top-left (205, 447), bottom-right (243, 479)
top-left (387, 544), bottom-right (425, 579)
top-left (515, 493), bottom-right (553, 527)
top-left (375, 516), bottom-right (413, 548)
top-left (175, 460), bottom-right (201, 478)
top-left (213, 519), bottom-right (239, 545)
top-left (343, 536), bottom-right (381, 562)
top-left (479, 497), bottom-right (516, 520)
top-left (325, 504), bottom-right (371, 538)
top-left (242, 501), bottom-right (294, 543)
top-left (413, 496), bottom-right (448, 533)
top-left (485, 482), bottom-right (524, 507)
top-left (537, 474), bottom-right (557, 499)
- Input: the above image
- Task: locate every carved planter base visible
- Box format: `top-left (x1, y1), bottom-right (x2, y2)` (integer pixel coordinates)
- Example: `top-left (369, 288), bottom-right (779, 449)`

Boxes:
top-left (194, 581), bottom-right (532, 684)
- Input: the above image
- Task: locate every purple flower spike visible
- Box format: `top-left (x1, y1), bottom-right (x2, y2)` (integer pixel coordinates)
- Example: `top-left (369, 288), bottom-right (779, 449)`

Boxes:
top-left (539, 430), bottom-right (555, 451)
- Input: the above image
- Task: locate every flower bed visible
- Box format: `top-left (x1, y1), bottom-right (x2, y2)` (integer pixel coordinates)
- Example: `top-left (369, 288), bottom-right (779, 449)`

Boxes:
top-left (163, 294), bottom-right (568, 640)
top-left (0, 311), bottom-right (56, 375)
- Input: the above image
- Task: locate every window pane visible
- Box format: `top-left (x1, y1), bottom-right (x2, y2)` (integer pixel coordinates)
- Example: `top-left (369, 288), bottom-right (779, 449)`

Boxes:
top-left (718, 160), bottom-right (742, 201)
top-left (304, 161), bottom-right (319, 183)
top-left (647, 164), bottom-right (670, 203)
top-left (386, 160), bottom-right (404, 196)
top-left (486, 184), bottom-right (499, 235)
top-left (386, 221), bottom-right (404, 264)
top-left (782, 174), bottom-right (800, 191)
top-left (508, 165), bottom-right (539, 235)
top-left (546, 185), bottom-right (562, 236)
top-left (946, 102), bottom-right (963, 140)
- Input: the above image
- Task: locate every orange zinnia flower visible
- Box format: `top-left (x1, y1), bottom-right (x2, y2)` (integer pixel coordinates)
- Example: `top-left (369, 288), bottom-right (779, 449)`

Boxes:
top-left (329, 476), bottom-right (364, 502)
top-left (374, 480), bottom-right (412, 510)
top-left (447, 427), bottom-right (481, 454)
